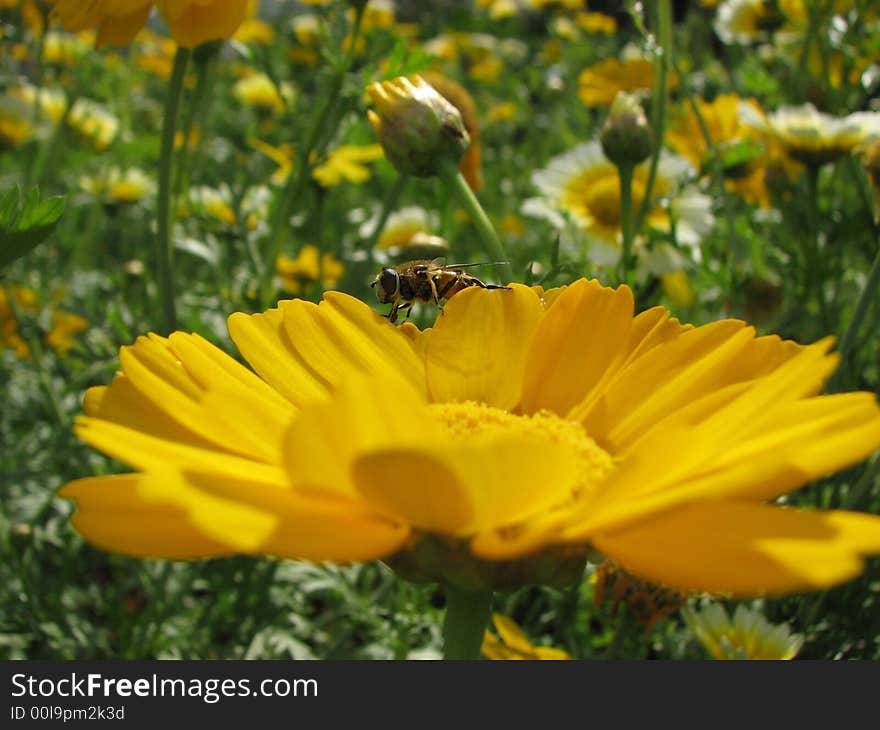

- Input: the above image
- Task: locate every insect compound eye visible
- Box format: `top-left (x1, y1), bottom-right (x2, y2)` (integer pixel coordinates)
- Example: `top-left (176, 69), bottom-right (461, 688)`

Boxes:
top-left (377, 268), bottom-right (399, 303)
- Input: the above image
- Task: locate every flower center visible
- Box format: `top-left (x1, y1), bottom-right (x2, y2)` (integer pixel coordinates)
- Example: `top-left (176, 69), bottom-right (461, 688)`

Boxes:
top-left (429, 401), bottom-right (614, 500)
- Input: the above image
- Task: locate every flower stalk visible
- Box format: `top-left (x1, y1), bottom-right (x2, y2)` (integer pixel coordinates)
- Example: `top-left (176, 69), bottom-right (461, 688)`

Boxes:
top-left (439, 161), bottom-right (512, 282)
top-left (617, 163), bottom-right (636, 284)
top-left (804, 163), bottom-right (830, 335)
top-left (155, 46), bottom-right (192, 334)
top-left (442, 586), bottom-right (493, 660)
top-left (632, 0), bottom-right (672, 237)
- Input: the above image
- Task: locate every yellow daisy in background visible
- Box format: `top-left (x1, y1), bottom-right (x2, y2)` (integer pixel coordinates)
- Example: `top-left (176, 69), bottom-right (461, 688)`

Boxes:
top-left (184, 186), bottom-right (237, 226)
top-left (530, 141), bottom-right (713, 255)
top-left (713, 0), bottom-right (806, 45)
top-left (666, 94), bottom-right (771, 207)
top-left (232, 72), bottom-right (289, 116)
top-left (67, 99), bottom-right (119, 151)
top-left (482, 613), bottom-right (572, 660)
top-left (739, 102), bottom-right (880, 167)
top-left (8, 83), bottom-right (68, 125)
top-left (364, 206), bottom-right (436, 251)
top-left (312, 144), bottom-right (384, 188)
top-left (133, 28), bottom-right (176, 79)
top-left (0, 95), bottom-right (35, 148)
top-left (681, 601), bottom-right (804, 659)
top-left (45, 310), bottom-right (89, 355)
top-left (275, 245), bottom-right (344, 295)
top-left (41, 29), bottom-right (93, 66)
top-left (60, 280), bottom-right (880, 599)
top-left (578, 57), bottom-right (679, 108)
top-left (0, 286), bottom-right (38, 357)
top-left (80, 167), bottom-right (156, 206)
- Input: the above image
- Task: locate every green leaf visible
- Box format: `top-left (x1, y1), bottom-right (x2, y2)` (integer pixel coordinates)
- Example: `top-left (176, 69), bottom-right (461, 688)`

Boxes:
top-left (0, 185), bottom-right (66, 270)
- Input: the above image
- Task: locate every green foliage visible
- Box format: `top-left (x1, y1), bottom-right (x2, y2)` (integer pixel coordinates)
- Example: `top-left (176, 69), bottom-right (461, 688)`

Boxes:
top-left (0, 186), bottom-right (65, 270)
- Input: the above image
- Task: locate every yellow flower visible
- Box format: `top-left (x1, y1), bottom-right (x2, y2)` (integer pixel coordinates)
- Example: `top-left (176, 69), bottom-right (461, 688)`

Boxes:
top-left (52, 0), bottom-right (249, 48)
top-left (740, 102), bottom-right (880, 167)
top-left (482, 613), bottom-right (572, 660)
top-left (233, 72), bottom-right (287, 115)
top-left (250, 138), bottom-right (294, 184)
top-left (531, 141), bottom-right (713, 252)
top-left (67, 99), bottom-right (119, 150)
top-left (60, 279), bottom-right (880, 599)
top-left (0, 287), bottom-right (87, 357)
top-left (0, 97), bottom-right (35, 148)
top-left (714, 0), bottom-right (806, 45)
top-left (363, 206), bottom-right (436, 251)
top-left (185, 186), bottom-right (236, 226)
top-left (51, 1), bottom-right (153, 46)
top-left (661, 271), bottom-right (695, 309)
top-left (666, 94), bottom-right (771, 207)
top-left (134, 28), bottom-right (176, 79)
top-left (46, 310), bottom-right (88, 355)
top-left (9, 83), bottom-right (68, 124)
top-left (681, 602), bottom-right (804, 659)
top-left (576, 11), bottom-right (617, 35)
top-left (311, 144), bottom-right (384, 187)
top-left (80, 167), bottom-right (155, 205)
top-left (275, 245), bottom-right (344, 295)
top-left (41, 29), bottom-right (93, 65)
top-left (578, 58), bottom-right (679, 108)
top-left (234, 18), bottom-right (274, 45)
top-left (0, 286), bottom-right (37, 358)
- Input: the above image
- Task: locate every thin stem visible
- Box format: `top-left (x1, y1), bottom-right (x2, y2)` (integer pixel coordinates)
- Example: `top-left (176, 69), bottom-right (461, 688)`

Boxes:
top-left (618, 163), bottom-right (635, 284)
top-left (155, 46), bottom-right (192, 334)
top-left (362, 174), bottom-right (409, 264)
top-left (829, 230), bottom-right (880, 391)
top-left (442, 586), bottom-right (492, 660)
top-left (604, 609), bottom-right (631, 660)
top-left (259, 4), bottom-right (366, 308)
top-left (632, 0), bottom-right (672, 237)
top-left (439, 162), bottom-right (512, 282)
top-left (805, 164), bottom-right (830, 335)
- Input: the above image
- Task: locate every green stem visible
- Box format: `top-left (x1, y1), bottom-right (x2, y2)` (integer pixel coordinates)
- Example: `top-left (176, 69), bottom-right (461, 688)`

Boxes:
top-left (173, 43), bottom-right (220, 199)
top-left (829, 229), bottom-right (880, 391)
top-left (618, 163), bottom-right (635, 284)
top-left (439, 162), bottom-right (512, 282)
top-left (442, 585), bottom-right (492, 660)
top-left (632, 0), bottom-right (672, 238)
top-left (155, 46), bottom-right (191, 334)
top-left (604, 608), bottom-right (631, 660)
top-left (259, 4), bottom-right (365, 308)
top-left (805, 164), bottom-right (830, 335)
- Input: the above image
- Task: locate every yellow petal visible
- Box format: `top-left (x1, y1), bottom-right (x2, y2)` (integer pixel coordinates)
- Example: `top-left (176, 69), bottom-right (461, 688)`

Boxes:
top-left (283, 371), bottom-right (437, 501)
top-left (74, 417), bottom-right (288, 485)
top-left (425, 283), bottom-right (543, 409)
top-left (227, 305), bottom-right (327, 408)
top-left (491, 613), bottom-right (535, 654)
top-left (59, 475), bottom-right (233, 559)
top-left (280, 292), bottom-right (427, 395)
top-left (591, 502), bottom-right (880, 596)
top-left (135, 469), bottom-right (410, 562)
top-left (582, 322), bottom-right (811, 452)
top-left (520, 279), bottom-right (634, 416)
top-left (156, 0), bottom-right (249, 48)
top-left (96, 4), bottom-right (152, 46)
top-left (354, 428), bottom-right (579, 535)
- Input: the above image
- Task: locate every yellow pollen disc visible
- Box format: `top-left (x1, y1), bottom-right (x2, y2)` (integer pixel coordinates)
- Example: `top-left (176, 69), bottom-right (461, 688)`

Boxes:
top-left (429, 401), bottom-right (614, 501)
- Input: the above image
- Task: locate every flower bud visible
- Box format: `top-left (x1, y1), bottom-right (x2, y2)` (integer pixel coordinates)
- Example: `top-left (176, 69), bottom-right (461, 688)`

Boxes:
top-left (599, 91), bottom-right (653, 167)
top-left (366, 75), bottom-right (470, 178)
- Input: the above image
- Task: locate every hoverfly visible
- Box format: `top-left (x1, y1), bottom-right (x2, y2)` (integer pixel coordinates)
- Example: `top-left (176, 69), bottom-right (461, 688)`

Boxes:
top-left (370, 258), bottom-right (510, 323)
